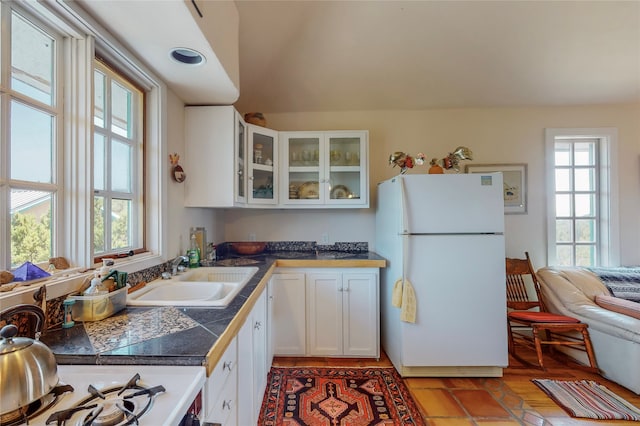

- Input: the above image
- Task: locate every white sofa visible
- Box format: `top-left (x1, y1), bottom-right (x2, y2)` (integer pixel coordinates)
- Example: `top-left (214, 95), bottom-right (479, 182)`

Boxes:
top-left (536, 266), bottom-right (640, 394)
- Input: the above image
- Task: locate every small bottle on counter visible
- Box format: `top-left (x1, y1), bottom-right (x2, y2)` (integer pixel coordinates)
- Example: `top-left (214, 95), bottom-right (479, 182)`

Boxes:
top-left (188, 234), bottom-right (200, 268)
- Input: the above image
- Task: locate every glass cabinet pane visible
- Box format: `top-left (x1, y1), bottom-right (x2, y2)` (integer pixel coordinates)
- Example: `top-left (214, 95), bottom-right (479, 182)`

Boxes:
top-left (328, 136), bottom-right (361, 201)
top-left (287, 137), bottom-right (321, 201)
top-left (250, 131), bottom-right (276, 202)
top-left (236, 119), bottom-right (246, 201)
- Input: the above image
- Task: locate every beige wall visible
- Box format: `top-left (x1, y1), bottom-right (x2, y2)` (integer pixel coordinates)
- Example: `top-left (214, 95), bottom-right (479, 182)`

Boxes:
top-left (222, 104), bottom-right (640, 266)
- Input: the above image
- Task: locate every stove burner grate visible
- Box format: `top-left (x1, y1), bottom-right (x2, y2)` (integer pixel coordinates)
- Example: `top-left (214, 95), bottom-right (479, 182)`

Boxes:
top-left (45, 374), bottom-right (165, 426)
top-left (0, 384), bottom-right (73, 426)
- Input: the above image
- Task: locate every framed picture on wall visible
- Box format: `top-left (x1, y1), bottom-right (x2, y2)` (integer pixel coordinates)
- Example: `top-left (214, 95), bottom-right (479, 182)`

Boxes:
top-left (465, 163), bottom-right (527, 214)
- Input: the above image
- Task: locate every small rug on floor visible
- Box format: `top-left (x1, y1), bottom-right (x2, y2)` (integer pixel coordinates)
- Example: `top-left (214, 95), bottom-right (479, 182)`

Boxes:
top-left (258, 366), bottom-right (425, 425)
top-left (532, 379), bottom-right (640, 421)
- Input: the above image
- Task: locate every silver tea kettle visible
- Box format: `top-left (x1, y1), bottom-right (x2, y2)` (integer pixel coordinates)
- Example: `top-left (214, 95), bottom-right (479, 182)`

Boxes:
top-left (0, 304), bottom-right (59, 415)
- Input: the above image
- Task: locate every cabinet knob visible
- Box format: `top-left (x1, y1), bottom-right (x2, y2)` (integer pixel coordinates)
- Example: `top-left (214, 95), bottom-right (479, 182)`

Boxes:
top-left (238, 170), bottom-right (243, 176)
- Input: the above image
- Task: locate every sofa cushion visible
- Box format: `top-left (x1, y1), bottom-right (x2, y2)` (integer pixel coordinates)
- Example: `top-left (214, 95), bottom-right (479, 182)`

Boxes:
top-left (595, 295), bottom-right (640, 320)
top-left (537, 268), bottom-right (608, 302)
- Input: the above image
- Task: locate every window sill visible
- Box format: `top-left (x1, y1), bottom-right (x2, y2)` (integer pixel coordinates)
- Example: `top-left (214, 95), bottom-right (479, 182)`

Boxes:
top-left (0, 253), bottom-right (165, 310)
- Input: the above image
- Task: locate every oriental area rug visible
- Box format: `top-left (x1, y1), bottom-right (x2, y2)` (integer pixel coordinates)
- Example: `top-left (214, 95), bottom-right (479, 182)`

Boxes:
top-left (258, 366), bottom-right (425, 426)
top-left (532, 379), bottom-right (640, 421)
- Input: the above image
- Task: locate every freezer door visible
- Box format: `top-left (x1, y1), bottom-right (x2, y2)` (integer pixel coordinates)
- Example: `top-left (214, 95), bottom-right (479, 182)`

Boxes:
top-left (400, 234), bottom-right (508, 367)
top-left (400, 174), bottom-right (505, 234)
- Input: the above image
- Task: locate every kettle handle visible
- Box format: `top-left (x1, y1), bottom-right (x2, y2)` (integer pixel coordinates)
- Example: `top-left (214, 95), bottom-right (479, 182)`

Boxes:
top-left (0, 304), bottom-right (45, 339)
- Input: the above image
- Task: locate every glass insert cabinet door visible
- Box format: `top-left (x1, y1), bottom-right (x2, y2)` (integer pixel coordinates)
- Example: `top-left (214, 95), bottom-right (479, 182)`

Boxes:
top-left (284, 133), bottom-right (323, 203)
top-left (327, 133), bottom-right (364, 203)
top-left (234, 113), bottom-right (247, 204)
top-left (281, 131), bottom-right (368, 206)
top-left (248, 125), bottom-right (278, 204)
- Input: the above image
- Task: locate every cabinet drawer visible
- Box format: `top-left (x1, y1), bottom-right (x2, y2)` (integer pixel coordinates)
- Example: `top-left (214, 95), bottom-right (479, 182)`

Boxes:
top-left (205, 372), bottom-right (237, 425)
top-left (205, 338), bottom-right (237, 419)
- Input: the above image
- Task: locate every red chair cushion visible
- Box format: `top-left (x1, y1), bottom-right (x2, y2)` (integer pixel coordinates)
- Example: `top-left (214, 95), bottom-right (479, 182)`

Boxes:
top-left (508, 311), bottom-right (580, 323)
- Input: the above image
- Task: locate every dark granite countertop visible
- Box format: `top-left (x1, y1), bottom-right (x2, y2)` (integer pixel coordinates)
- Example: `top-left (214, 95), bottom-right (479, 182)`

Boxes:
top-left (41, 251), bottom-right (386, 369)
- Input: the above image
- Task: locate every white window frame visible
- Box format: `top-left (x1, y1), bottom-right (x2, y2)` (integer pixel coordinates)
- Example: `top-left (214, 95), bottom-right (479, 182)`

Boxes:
top-left (545, 128), bottom-right (620, 267)
top-left (0, 3), bottom-right (64, 270)
top-left (2, 0), bottom-right (168, 273)
top-left (92, 60), bottom-right (143, 258)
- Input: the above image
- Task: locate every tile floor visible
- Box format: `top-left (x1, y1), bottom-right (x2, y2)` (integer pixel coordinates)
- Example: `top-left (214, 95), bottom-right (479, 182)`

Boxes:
top-left (405, 376), bottom-right (545, 425)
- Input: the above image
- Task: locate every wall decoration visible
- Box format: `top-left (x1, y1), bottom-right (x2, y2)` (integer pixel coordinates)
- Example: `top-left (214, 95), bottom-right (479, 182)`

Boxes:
top-left (169, 153), bottom-right (186, 183)
top-left (388, 152), bottom-right (425, 174)
top-left (465, 163), bottom-right (527, 214)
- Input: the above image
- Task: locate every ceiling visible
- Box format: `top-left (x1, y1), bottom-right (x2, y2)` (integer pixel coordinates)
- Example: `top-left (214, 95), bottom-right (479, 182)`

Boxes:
top-left (77, 1), bottom-right (640, 114)
top-left (234, 0), bottom-right (640, 113)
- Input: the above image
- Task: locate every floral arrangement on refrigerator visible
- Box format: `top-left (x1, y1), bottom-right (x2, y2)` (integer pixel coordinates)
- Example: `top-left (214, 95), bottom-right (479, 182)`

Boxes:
top-left (389, 146), bottom-right (473, 174)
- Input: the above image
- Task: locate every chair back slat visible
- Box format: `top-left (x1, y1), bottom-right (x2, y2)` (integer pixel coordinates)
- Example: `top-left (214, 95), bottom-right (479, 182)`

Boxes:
top-left (505, 252), bottom-right (545, 311)
top-left (506, 273), bottom-right (529, 302)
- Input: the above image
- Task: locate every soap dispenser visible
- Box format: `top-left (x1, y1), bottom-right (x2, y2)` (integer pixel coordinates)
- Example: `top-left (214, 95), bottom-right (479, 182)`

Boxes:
top-left (84, 272), bottom-right (108, 296)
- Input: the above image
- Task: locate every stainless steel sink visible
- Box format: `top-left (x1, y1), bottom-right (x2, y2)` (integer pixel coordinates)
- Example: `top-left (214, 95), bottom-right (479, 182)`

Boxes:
top-left (126, 267), bottom-right (258, 307)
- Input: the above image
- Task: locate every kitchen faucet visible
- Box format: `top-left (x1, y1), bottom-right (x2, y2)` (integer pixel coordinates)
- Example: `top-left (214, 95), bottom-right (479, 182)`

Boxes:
top-left (170, 255), bottom-right (189, 275)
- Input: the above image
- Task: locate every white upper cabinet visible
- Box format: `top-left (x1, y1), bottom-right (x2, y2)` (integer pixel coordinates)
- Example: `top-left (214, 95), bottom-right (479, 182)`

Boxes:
top-left (184, 106), bottom-right (247, 207)
top-left (280, 131), bottom-right (369, 208)
top-left (184, 106), bottom-right (368, 209)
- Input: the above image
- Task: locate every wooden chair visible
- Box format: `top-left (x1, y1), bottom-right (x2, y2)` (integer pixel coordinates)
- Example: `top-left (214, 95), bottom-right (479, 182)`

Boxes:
top-left (506, 252), bottom-right (598, 371)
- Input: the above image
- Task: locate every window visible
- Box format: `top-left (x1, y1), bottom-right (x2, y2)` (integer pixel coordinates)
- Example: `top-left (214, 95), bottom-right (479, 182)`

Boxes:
top-left (0, 1), bottom-right (166, 273)
top-left (0, 7), bottom-right (62, 268)
top-left (93, 61), bottom-right (144, 258)
top-left (545, 128), bottom-right (619, 267)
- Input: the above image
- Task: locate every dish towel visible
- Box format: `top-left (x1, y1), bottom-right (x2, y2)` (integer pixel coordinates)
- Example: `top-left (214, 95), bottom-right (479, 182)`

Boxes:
top-left (392, 278), bottom-right (417, 323)
top-left (392, 278), bottom-right (403, 308)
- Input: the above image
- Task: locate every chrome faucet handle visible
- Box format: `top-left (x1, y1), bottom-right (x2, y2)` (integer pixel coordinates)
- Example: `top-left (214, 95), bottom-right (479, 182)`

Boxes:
top-left (170, 255), bottom-right (189, 275)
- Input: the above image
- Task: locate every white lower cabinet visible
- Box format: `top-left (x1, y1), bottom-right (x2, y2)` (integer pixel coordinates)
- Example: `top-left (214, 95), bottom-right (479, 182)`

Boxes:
top-left (270, 272), bottom-right (306, 355)
top-left (203, 268), bottom-right (379, 424)
top-left (307, 271), bottom-right (380, 357)
top-left (237, 287), bottom-right (269, 425)
top-left (272, 268), bottom-right (380, 358)
top-left (203, 335), bottom-right (238, 425)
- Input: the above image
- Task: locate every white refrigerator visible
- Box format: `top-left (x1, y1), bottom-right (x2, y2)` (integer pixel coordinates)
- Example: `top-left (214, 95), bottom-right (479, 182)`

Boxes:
top-left (375, 173), bottom-right (508, 377)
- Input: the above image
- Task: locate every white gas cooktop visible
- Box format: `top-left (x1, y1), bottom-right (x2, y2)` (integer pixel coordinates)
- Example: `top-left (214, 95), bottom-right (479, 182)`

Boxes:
top-left (27, 364), bottom-right (206, 426)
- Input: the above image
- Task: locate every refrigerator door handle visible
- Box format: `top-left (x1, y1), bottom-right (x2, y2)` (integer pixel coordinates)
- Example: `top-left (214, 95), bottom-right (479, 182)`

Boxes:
top-left (399, 175), bottom-right (410, 234)
top-left (398, 176), bottom-right (408, 283)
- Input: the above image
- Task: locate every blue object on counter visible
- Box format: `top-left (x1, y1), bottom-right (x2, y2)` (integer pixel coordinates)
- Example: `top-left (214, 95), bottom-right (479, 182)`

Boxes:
top-left (12, 261), bottom-right (51, 281)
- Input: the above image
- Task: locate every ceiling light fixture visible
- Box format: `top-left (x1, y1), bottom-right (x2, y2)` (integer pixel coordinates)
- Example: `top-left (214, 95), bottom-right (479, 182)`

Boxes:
top-left (169, 47), bottom-right (206, 66)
